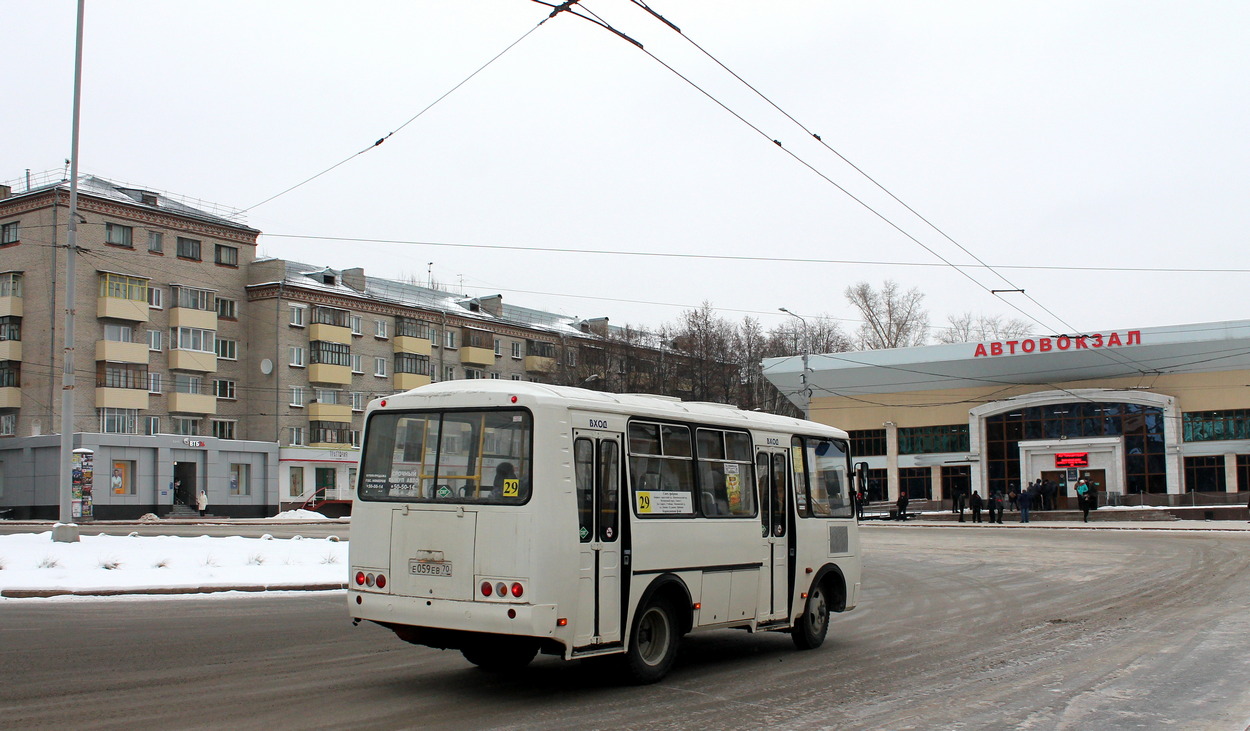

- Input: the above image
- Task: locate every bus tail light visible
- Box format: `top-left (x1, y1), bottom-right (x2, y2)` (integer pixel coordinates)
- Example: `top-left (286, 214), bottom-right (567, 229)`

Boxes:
top-left (481, 581), bottom-right (493, 597)
top-left (375, 574), bottom-right (386, 589)
top-left (496, 582), bottom-right (508, 597)
top-left (355, 571), bottom-right (366, 586)
top-left (365, 573), bottom-right (376, 587)
top-left (510, 582), bottom-right (524, 598)
top-left (557, 618), bottom-right (568, 627)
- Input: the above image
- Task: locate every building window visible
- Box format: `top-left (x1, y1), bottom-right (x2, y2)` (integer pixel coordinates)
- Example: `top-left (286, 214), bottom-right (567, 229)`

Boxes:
top-left (215, 338), bottom-right (237, 360)
top-left (375, 319), bottom-right (389, 339)
top-left (510, 374), bottom-right (522, 381)
top-left (147, 286), bottom-right (163, 309)
top-left (897, 425), bottom-right (970, 455)
top-left (313, 306), bottom-right (349, 327)
top-left (289, 305), bottom-right (306, 327)
top-left (511, 341), bottom-right (522, 359)
top-left (173, 374), bottom-right (203, 395)
top-left (212, 420), bottom-right (236, 440)
top-left (99, 273), bottom-right (147, 302)
top-left (147, 329), bottom-right (162, 351)
top-left (289, 345), bottom-right (305, 367)
top-left (0, 221), bottom-right (19, 245)
top-left (313, 388), bottom-right (341, 405)
top-left (351, 354), bottom-right (364, 374)
top-left (105, 223), bottom-right (133, 247)
top-left (309, 341), bottom-right (351, 366)
top-left (148, 372), bottom-right (162, 394)
top-left (99, 408), bottom-right (139, 434)
top-left (289, 427), bottom-right (305, 447)
top-left (214, 379), bottom-right (236, 400)
top-left (171, 327), bottom-right (215, 353)
top-left (0, 361), bottom-right (20, 388)
top-left (899, 466), bottom-right (933, 500)
top-left (489, 372), bottom-right (500, 380)
top-left (1183, 410), bottom-right (1250, 442)
top-left (1183, 456), bottom-right (1226, 492)
top-left (230, 463), bottom-right (250, 496)
top-left (465, 368), bottom-right (483, 380)
top-left (494, 339), bottom-right (502, 356)
top-left (144, 416), bottom-right (160, 435)
top-left (176, 236), bottom-right (201, 260)
top-left (216, 297), bottom-right (237, 320)
top-left (311, 420), bottom-right (351, 445)
top-left (394, 353), bottom-right (429, 376)
top-left (350, 429), bottom-right (362, 448)
top-left (396, 317), bottom-right (430, 339)
top-left (444, 366), bottom-right (456, 381)
top-left (848, 429), bottom-right (887, 457)
top-left (566, 348), bottom-right (577, 367)
top-left (349, 314), bottom-right (363, 336)
top-left (171, 286), bottom-right (214, 311)
top-left (147, 231), bottom-right (163, 253)
top-left (444, 330), bottom-right (456, 349)
top-left (0, 273), bottom-right (22, 297)
top-left (351, 391), bottom-right (365, 411)
top-left (0, 413), bottom-right (16, 436)
top-left (214, 244), bottom-right (239, 267)
top-left (172, 417), bottom-right (200, 436)
top-left (103, 323), bottom-right (133, 343)
top-left (289, 465), bottom-right (304, 496)
top-left (374, 357), bottom-right (388, 377)
top-left (290, 385), bottom-right (305, 407)
top-left (97, 362), bottom-right (148, 390)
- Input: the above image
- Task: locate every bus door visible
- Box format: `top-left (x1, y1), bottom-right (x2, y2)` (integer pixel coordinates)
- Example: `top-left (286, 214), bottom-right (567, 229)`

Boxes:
top-left (756, 448), bottom-right (791, 622)
top-left (572, 431), bottom-right (623, 647)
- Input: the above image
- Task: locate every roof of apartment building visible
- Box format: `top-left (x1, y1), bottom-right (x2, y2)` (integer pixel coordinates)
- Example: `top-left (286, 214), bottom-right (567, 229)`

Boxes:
top-left (0, 170), bottom-right (258, 233)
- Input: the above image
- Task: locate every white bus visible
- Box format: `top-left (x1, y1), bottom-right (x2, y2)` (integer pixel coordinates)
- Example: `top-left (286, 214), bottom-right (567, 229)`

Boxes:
top-left (348, 380), bottom-right (864, 683)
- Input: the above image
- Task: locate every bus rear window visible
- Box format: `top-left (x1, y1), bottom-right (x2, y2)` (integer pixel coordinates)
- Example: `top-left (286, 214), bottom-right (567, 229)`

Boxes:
top-left (359, 409), bottom-right (532, 504)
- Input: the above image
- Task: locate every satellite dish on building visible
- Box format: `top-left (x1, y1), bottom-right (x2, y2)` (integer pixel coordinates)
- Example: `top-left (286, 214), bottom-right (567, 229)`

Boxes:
top-left (260, 358), bottom-right (273, 375)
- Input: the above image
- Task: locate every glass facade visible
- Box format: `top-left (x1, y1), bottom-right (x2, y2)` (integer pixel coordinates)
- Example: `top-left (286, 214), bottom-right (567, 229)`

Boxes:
top-left (898, 466), bottom-right (932, 500)
top-left (984, 401), bottom-right (1167, 497)
top-left (1182, 410), bottom-right (1250, 442)
top-left (897, 425), bottom-right (969, 455)
top-left (1183, 455), bottom-right (1225, 492)
top-left (848, 429), bottom-right (887, 457)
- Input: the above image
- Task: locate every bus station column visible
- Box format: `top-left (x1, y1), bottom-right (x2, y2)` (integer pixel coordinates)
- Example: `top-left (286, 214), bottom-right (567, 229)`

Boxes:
top-left (930, 465), bottom-right (943, 502)
top-left (1225, 453), bottom-right (1239, 493)
top-left (884, 421), bottom-right (899, 502)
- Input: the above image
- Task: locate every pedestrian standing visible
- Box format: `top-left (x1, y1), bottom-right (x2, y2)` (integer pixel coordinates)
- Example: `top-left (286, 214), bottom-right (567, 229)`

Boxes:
top-left (1018, 487), bottom-right (1033, 523)
top-left (896, 489), bottom-right (909, 521)
top-left (970, 491), bottom-right (983, 523)
top-left (955, 488), bottom-right (967, 523)
top-left (1075, 479), bottom-right (1092, 522)
top-left (196, 489), bottom-right (208, 517)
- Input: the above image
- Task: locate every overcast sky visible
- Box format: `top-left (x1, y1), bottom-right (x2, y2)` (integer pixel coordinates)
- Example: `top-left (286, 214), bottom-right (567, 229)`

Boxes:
top-left (7, 1), bottom-right (1249, 341)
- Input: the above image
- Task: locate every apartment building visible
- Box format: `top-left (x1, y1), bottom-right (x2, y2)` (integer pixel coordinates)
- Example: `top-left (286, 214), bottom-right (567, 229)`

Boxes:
top-left (0, 172), bottom-right (674, 519)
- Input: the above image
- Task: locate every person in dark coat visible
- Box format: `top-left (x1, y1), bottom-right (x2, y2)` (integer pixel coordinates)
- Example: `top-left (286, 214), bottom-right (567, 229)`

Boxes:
top-left (955, 487), bottom-right (967, 523)
top-left (1018, 487), bottom-right (1033, 523)
top-left (896, 490), bottom-right (909, 521)
top-left (1043, 480), bottom-right (1057, 511)
top-left (969, 491), bottom-right (983, 523)
top-left (1075, 479), bottom-right (1093, 522)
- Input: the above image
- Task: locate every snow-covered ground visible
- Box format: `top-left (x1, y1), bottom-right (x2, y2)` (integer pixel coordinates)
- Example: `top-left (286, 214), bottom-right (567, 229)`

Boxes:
top-left (0, 512), bottom-right (348, 597)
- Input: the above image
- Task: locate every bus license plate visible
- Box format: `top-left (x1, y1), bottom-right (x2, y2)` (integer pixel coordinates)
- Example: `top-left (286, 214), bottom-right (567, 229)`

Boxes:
top-left (410, 560), bottom-right (452, 577)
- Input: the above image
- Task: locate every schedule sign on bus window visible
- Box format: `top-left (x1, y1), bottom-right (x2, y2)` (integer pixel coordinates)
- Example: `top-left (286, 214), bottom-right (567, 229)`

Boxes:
top-left (1054, 452), bottom-right (1089, 468)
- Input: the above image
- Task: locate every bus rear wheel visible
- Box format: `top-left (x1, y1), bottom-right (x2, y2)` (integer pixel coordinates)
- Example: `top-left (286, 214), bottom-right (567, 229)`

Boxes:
top-left (461, 638), bottom-right (538, 672)
top-left (792, 582), bottom-right (830, 650)
top-left (621, 600), bottom-right (679, 684)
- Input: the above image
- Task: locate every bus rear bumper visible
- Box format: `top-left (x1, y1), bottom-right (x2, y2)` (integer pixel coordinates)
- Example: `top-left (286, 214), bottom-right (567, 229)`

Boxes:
top-left (349, 590), bottom-right (561, 640)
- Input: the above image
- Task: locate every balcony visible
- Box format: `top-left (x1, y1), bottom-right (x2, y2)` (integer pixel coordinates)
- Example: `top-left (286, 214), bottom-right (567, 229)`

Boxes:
top-left (169, 307), bottom-right (217, 330)
top-left (168, 391), bottom-right (217, 414)
top-left (460, 345), bottom-right (495, 366)
top-left (308, 402), bottom-right (352, 422)
top-left (0, 387), bottom-right (18, 409)
top-left (97, 295), bottom-right (149, 322)
top-left (169, 349), bottom-right (217, 373)
top-left (525, 355), bottom-right (555, 373)
top-left (310, 322), bottom-right (352, 344)
top-left (0, 340), bottom-right (19, 361)
top-left (95, 387), bottom-right (149, 410)
top-left (95, 340), bottom-right (148, 364)
top-left (393, 335), bottom-right (431, 357)
top-left (309, 363), bottom-right (352, 385)
top-left (395, 372), bottom-right (431, 391)
top-left (0, 295), bottom-right (20, 318)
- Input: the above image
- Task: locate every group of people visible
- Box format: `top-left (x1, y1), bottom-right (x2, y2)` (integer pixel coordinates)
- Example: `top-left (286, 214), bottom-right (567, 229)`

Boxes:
top-left (950, 477), bottom-right (1098, 523)
top-left (952, 488), bottom-right (1006, 523)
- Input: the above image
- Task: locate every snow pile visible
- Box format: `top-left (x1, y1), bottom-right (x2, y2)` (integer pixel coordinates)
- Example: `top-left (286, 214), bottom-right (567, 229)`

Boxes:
top-left (268, 509), bottom-right (338, 521)
top-left (0, 532), bottom-right (349, 596)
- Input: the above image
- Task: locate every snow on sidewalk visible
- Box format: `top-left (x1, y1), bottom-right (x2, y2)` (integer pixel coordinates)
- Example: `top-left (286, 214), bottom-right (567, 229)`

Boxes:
top-left (0, 529), bottom-right (349, 598)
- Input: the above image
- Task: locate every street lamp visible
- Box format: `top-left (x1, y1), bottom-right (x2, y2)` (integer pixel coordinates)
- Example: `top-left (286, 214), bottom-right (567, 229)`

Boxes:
top-left (779, 308), bottom-right (811, 419)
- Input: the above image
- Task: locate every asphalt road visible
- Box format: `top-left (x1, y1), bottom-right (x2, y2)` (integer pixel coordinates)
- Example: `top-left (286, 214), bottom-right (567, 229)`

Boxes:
top-left (2, 526), bottom-right (1248, 730)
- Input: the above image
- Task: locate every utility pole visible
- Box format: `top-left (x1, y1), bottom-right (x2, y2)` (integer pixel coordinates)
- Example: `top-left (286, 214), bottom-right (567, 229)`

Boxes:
top-left (779, 308), bottom-right (811, 420)
top-left (58, 0), bottom-right (86, 523)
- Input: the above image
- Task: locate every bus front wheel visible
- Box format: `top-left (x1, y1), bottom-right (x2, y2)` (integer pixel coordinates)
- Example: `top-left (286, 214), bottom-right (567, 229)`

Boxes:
top-left (622, 600), bottom-right (679, 684)
top-left (791, 582), bottom-right (830, 650)
top-left (461, 638), bottom-right (538, 672)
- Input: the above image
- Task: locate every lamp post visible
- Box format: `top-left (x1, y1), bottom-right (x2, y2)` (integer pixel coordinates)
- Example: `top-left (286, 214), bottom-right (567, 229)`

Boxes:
top-left (779, 308), bottom-right (811, 419)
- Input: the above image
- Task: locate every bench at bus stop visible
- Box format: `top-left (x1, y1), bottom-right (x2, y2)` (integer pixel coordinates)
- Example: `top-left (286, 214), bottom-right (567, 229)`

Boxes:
top-left (860, 499), bottom-right (937, 521)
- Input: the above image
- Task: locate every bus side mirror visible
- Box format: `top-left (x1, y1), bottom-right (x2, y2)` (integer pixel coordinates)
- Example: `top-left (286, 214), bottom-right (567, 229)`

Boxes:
top-left (855, 462), bottom-right (869, 492)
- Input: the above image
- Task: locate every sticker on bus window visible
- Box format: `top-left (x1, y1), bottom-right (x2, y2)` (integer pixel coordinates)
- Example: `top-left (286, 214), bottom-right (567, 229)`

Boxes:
top-left (636, 491), bottom-right (692, 514)
top-left (502, 479), bottom-right (520, 498)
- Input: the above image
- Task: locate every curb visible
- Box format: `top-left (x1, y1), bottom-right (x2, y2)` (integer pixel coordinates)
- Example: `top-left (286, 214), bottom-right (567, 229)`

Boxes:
top-left (1, 582), bottom-right (347, 599)
top-left (860, 521), bottom-right (1250, 532)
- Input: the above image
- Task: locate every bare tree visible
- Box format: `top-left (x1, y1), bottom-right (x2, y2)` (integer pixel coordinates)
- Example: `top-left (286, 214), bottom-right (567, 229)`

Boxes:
top-left (845, 280), bottom-right (929, 349)
top-left (936, 312), bottom-right (1034, 344)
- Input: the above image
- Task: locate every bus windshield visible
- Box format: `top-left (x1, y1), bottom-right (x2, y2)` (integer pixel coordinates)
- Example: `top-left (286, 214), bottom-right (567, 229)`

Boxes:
top-left (358, 408), bottom-right (533, 504)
